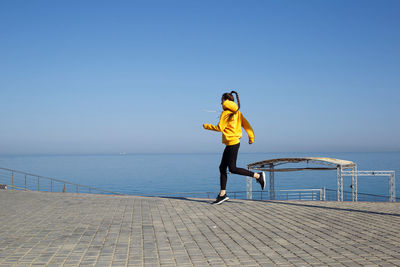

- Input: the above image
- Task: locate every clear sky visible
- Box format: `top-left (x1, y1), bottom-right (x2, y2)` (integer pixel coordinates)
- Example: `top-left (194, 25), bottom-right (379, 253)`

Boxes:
top-left (1, 0), bottom-right (399, 154)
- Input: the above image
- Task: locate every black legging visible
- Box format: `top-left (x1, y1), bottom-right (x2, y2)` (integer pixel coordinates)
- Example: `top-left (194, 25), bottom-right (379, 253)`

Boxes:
top-left (219, 143), bottom-right (255, 190)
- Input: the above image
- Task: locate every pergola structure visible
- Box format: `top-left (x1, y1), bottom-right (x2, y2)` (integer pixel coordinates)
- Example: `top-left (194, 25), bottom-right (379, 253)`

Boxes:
top-left (247, 157), bottom-right (396, 202)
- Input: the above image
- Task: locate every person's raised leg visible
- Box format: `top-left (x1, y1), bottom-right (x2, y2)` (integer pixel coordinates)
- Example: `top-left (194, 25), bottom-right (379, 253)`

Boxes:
top-left (227, 143), bottom-right (266, 190)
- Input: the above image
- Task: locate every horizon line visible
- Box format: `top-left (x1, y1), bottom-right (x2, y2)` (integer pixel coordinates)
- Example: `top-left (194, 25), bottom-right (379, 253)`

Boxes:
top-left (1, 150), bottom-right (400, 157)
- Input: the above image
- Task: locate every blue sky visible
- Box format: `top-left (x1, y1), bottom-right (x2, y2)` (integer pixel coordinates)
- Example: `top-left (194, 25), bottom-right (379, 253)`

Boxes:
top-left (1, 0), bottom-right (399, 154)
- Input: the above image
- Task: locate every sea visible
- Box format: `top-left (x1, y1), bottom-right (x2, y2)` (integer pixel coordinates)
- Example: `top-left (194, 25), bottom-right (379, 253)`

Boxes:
top-left (0, 152), bottom-right (399, 199)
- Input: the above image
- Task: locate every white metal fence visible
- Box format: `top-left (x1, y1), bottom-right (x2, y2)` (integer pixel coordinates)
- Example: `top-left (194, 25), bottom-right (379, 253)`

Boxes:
top-left (0, 167), bottom-right (123, 195)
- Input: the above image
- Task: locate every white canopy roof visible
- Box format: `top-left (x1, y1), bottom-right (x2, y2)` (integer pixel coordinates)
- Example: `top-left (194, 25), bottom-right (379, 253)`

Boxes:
top-left (248, 157), bottom-right (356, 172)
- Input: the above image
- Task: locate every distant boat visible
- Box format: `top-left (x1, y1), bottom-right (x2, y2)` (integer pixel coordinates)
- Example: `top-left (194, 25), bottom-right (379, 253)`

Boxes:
top-left (119, 152), bottom-right (126, 155)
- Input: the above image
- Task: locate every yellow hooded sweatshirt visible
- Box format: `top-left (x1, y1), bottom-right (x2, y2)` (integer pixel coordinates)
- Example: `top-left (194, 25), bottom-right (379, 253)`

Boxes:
top-left (203, 100), bottom-right (255, 146)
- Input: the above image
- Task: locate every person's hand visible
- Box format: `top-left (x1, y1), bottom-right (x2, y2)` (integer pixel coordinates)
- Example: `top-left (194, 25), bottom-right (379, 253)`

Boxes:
top-left (249, 140), bottom-right (254, 144)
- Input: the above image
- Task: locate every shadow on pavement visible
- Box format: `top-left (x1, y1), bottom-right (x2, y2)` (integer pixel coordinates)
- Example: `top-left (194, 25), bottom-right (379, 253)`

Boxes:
top-left (259, 200), bottom-right (400, 217)
top-left (156, 196), bottom-right (245, 205)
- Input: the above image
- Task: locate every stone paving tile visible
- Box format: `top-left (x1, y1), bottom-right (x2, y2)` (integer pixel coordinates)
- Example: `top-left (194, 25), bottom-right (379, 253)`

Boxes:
top-left (1, 191), bottom-right (400, 266)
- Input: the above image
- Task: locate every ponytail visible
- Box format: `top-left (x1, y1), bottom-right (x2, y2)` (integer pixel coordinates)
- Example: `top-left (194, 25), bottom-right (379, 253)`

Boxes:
top-left (230, 91), bottom-right (240, 111)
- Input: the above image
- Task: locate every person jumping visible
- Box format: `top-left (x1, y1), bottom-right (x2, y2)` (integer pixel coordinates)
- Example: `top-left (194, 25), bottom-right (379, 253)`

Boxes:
top-left (203, 91), bottom-right (266, 204)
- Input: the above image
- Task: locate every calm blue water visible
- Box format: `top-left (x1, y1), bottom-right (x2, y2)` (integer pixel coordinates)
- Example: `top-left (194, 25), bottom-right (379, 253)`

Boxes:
top-left (1, 152), bottom-right (399, 197)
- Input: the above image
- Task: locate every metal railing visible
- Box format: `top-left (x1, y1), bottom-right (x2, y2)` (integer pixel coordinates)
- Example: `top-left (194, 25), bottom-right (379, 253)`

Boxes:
top-left (1, 166), bottom-right (396, 202)
top-left (0, 167), bottom-right (123, 195)
top-left (148, 188), bottom-right (326, 201)
top-left (0, 166), bottom-right (324, 201)
top-left (148, 188), bottom-right (399, 202)
top-left (325, 189), bottom-right (400, 202)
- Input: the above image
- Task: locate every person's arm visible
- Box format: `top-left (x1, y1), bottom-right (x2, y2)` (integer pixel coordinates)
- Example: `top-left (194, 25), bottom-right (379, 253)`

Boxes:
top-left (241, 113), bottom-right (255, 144)
top-left (203, 111), bottom-right (229, 132)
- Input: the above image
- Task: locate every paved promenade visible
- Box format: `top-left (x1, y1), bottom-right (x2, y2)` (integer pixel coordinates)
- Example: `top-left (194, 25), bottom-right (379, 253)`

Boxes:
top-left (1, 191), bottom-right (400, 267)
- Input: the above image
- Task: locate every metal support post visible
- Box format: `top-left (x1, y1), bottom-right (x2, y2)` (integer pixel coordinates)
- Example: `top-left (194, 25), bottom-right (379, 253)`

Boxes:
top-left (354, 166), bottom-right (358, 201)
top-left (351, 166), bottom-right (358, 202)
top-left (389, 172), bottom-right (396, 202)
top-left (393, 172), bottom-right (396, 202)
top-left (269, 163), bottom-right (275, 200)
top-left (340, 167), bottom-right (343, 201)
top-left (11, 171), bottom-right (14, 190)
top-left (337, 166), bottom-right (343, 201)
top-left (24, 175), bottom-right (27, 191)
top-left (246, 167), bottom-right (252, 200)
top-left (337, 167), bottom-right (339, 201)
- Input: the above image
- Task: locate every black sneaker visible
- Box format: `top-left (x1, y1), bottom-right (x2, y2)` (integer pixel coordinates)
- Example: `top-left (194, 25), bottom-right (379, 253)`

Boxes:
top-left (212, 194), bottom-right (229, 205)
top-left (256, 172), bottom-right (266, 190)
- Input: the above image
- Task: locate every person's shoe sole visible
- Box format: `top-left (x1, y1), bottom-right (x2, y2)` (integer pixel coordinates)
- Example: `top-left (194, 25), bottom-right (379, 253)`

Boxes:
top-left (213, 197), bottom-right (229, 205)
top-left (260, 172), bottom-right (266, 190)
